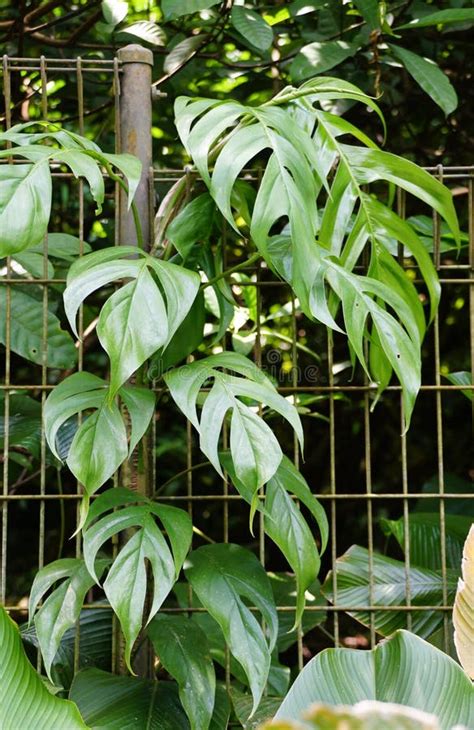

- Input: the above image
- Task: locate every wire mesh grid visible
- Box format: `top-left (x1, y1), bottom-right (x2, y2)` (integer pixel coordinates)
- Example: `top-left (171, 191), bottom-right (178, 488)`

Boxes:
top-left (1, 54), bottom-right (473, 693)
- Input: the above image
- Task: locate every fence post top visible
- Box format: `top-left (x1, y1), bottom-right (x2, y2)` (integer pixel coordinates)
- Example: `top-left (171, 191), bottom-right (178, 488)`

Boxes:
top-left (117, 44), bottom-right (154, 66)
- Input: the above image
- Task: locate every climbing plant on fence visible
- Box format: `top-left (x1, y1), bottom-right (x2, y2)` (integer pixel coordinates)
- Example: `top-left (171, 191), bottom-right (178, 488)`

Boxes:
top-left (1, 73), bottom-right (471, 728)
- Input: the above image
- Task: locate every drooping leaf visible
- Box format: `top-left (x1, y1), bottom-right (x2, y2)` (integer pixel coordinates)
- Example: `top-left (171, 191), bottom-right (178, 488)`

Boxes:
top-left (115, 20), bottom-right (166, 46)
top-left (231, 7), bottom-right (273, 51)
top-left (64, 247), bottom-right (200, 396)
top-left (322, 545), bottom-right (458, 638)
top-left (0, 287), bottom-right (76, 369)
top-left (453, 524), bottom-right (474, 679)
top-left (148, 614), bottom-right (216, 730)
top-left (164, 36), bottom-right (205, 75)
top-left (28, 558), bottom-right (109, 681)
top-left (165, 353), bottom-right (303, 498)
top-left (353, 0), bottom-right (380, 29)
top-left (101, 0), bottom-right (128, 27)
top-left (43, 372), bottom-right (154, 501)
top-left (0, 158), bottom-right (51, 256)
top-left (274, 630), bottom-right (474, 726)
top-left (223, 454), bottom-right (327, 622)
top-left (21, 607), bottom-right (112, 690)
top-left (390, 45), bottom-right (458, 116)
top-left (0, 606), bottom-right (86, 729)
top-left (290, 41), bottom-right (357, 82)
top-left (82, 488), bottom-right (192, 670)
top-left (70, 669), bottom-right (189, 728)
top-left (184, 543), bottom-right (278, 713)
top-left (444, 371), bottom-right (473, 401)
top-left (166, 193), bottom-right (216, 261)
top-left (396, 9), bottom-right (474, 30)
top-left (381, 513), bottom-right (472, 570)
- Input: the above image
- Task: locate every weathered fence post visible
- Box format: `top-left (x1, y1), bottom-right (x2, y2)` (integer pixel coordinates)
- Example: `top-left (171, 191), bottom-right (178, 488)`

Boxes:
top-left (117, 44), bottom-right (153, 249)
top-left (116, 43), bottom-right (154, 678)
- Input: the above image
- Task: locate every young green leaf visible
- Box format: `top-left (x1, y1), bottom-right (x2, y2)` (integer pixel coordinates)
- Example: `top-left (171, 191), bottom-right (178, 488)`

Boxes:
top-left (82, 489), bottom-right (192, 670)
top-left (44, 373), bottom-right (154, 503)
top-left (29, 558), bottom-right (109, 681)
top-left (164, 353), bottom-right (303, 497)
top-left (390, 44), bottom-right (458, 116)
top-left (396, 9), bottom-right (474, 30)
top-left (148, 614), bottom-right (216, 730)
top-left (184, 543), bottom-right (278, 714)
top-left (64, 247), bottom-right (200, 396)
top-left (115, 20), bottom-right (166, 46)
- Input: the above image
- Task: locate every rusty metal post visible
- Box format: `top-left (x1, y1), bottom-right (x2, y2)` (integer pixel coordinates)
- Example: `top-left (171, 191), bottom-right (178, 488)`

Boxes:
top-left (116, 44), bottom-right (154, 678)
top-left (117, 44), bottom-right (153, 249)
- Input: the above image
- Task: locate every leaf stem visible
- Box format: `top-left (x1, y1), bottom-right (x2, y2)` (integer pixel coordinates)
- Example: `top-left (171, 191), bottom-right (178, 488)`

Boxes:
top-left (202, 252), bottom-right (261, 289)
top-left (103, 161), bottom-right (144, 249)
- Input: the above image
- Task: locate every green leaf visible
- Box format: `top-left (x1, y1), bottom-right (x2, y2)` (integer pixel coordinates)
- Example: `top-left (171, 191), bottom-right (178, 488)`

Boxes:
top-left (231, 7), bottom-right (273, 51)
top-left (166, 193), bottom-right (216, 261)
top-left (44, 373), bottom-right (153, 501)
top-left (0, 393), bottom-right (41, 457)
top-left (0, 287), bottom-right (76, 369)
top-left (66, 402), bottom-right (128, 498)
top-left (322, 545), bottom-right (458, 638)
top-left (231, 688), bottom-right (282, 729)
top-left (64, 247), bottom-right (200, 396)
top-left (184, 543), bottom-right (278, 713)
top-left (55, 149), bottom-right (105, 213)
top-left (390, 44), bottom-right (458, 116)
top-left (29, 558), bottom-right (109, 681)
top-left (115, 20), bottom-right (166, 46)
top-left (353, 0), bottom-right (380, 29)
top-left (0, 606), bottom-right (86, 729)
top-left (13, 250), bottom-right (54, 278)
top-left (274, 630), bottom-right (474, 726)
top-left (164, 35), bottom-right (205, 75)
top-left (396, 9), bottom-right (474, 30)
top-left (162, 0), bottom-right (220, 19)
top-left (101, 0), bottom-right (128, 27)
top-left (290, 41), bottom-right (357, 82)
top-left (30, 233), bottom-right (91, 260)
top-left (381, 513), bottom-right (473, 570)
top-left (149, 292), bottom-right (206, 377)
top-left (0, 159), bottom-right (51, 256)
top-left (444, 371), bottom-right (473, 401)
top-left (70, 669), bottom-right (189, 728)
top-left (21, 607), bottom-right (112, 690)
top-left (148, 615), bottom-right (216, 730)
top-left (83, 490), bottom-right (192, 670)
top-left (164, 353), bottom-right (303, 497)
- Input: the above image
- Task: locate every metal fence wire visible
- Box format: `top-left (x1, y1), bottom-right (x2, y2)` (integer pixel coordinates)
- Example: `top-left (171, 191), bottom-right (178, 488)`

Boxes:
top-left (1, 52), bottom-right (473, 690)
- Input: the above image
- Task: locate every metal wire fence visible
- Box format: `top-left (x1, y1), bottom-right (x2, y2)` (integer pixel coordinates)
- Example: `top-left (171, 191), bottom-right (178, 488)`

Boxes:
top-left (1, 53), bottom-right (473, 690)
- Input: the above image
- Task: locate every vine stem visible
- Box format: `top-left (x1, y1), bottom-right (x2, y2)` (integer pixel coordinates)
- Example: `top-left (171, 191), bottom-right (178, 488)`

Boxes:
top-left (202, 252), bottom-right (261, 289)
top-left (102, 161), bottom-right (144, 249)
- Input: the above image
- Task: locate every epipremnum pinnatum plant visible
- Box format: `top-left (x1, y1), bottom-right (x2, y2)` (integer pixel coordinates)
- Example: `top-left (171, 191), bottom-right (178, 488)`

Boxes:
top-left (0, 76), bottom-right (465, 728)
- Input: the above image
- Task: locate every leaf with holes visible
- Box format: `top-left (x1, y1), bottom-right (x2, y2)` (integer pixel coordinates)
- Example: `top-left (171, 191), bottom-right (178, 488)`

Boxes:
top-left (164, 352), bottom-right (303, 502)
top-left (28, 558), bottom-right (109, 681)
top-left (148, 614), bottom-right (216, 730)
top-left (43, 372), bottom-right (155, 507)
top-left (224, 454), bottom-right (327, 623)
top-left (185, 543), bottom-right (278, 714)
top-left (64, 247), bottom-right (200, 396)
top-left (82, 488), bottom-right (192, 670)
